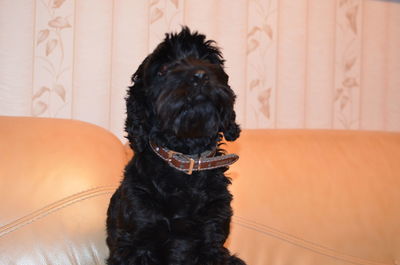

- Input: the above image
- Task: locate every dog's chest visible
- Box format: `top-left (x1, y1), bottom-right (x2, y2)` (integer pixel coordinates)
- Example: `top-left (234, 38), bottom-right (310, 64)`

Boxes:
top-left (126, 160), bottom-right (229, 224)
top-left (153, 174), bottom-right (211, 217)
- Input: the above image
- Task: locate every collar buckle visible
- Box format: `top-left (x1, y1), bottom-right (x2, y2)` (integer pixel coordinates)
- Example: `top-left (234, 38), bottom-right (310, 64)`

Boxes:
top-left (167, 150), bottom-right (195, 175)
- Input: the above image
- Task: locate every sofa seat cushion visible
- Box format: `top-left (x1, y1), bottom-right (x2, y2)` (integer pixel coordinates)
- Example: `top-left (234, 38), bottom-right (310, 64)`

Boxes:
top-left (226, 130), bottom-right (400, 265)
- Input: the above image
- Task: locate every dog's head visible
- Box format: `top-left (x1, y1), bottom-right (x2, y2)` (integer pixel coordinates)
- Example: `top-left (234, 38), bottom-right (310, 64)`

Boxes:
top-left (126, 27), bottom-right (240, 154)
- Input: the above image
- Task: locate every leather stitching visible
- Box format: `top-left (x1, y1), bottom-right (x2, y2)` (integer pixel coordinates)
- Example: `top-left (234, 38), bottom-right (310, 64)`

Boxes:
top-left (232, 216), bottom-right (390, 265)
top-left (0, 186), bottom-right (118, 238)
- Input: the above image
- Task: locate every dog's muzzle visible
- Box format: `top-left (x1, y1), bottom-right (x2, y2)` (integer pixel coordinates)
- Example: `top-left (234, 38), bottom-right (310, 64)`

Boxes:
top-left (150, 141), bottom-right (239, 175)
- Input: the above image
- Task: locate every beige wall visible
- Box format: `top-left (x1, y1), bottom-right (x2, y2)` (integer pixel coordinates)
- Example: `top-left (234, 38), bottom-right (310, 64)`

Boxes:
top-left (1, 0), bottom-right (399, 141)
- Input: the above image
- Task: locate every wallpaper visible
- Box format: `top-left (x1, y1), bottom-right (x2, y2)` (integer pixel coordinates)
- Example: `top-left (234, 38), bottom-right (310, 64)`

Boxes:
top-left (0, 0), bottom-right (399, 141)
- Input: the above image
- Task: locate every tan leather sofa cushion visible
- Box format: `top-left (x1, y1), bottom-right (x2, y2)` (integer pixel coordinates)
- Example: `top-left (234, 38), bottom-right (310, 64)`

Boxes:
top-left (0, 117), bottom-right (128, 264)
top-left (226, 130), bottom-right (400, 265)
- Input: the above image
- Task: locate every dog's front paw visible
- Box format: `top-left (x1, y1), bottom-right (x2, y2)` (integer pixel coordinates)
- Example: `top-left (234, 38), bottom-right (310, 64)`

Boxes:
top-left (226, 255), bottom-right (247, 265)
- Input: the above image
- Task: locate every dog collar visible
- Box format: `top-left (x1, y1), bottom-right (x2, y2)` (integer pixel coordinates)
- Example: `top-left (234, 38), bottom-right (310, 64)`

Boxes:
top-left (149, 141), bottom-right (239, 175)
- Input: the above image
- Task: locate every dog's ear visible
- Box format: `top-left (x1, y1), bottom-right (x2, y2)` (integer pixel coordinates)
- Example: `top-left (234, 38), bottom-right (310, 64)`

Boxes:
top-left (221, 109), bottom-right (241, 142)
top-left (125, 60), bottom-right (151, 153)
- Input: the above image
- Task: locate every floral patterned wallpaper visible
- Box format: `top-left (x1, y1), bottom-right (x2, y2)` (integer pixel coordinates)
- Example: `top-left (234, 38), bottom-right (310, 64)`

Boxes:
top-left (246, 0), bottom-right (276, 128)
top-left (0, 0), bottom-right (399, 140)
top-left (33, 0), bottom-right (72, 117)
top-left (334, 0), bottom-right (362, 129)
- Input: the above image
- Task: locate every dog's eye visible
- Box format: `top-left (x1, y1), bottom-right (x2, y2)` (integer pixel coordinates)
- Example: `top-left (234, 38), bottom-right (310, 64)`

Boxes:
top-left (157, 65), bottom-right (168, 76)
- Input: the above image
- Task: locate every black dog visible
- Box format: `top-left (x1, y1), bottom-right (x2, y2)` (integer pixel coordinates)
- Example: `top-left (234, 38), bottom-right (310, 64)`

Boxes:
top-left (106, 27), bottom-right (245, 265)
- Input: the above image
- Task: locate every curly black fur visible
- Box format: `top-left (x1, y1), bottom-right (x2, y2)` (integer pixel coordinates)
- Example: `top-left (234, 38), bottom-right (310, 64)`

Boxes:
top-left (106, 27), bottom-right (245, 265)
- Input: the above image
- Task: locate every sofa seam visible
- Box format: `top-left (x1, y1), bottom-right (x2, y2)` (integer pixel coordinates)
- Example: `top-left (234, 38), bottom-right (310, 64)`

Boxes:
top-left (0, 186), bottom-right (118, 238)
top-left (232, 216), bottom-right (391, 265)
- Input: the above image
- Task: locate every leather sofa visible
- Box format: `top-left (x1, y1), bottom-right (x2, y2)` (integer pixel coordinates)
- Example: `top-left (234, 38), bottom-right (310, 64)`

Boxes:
top-left (1, 116), bottom-right (399, 265)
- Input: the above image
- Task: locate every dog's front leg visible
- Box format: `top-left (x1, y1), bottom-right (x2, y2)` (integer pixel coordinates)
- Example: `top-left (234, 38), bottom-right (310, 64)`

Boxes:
top-left (107, 249), bottom-right (155, 265)
top-left (198, 198), bottom-right (247, 265)
top-left (106, 187), bottom-right (163, 265)
top-left (107, 225), bottom-right (166, 265)
top-left (200, 219), bottom-right (246, 265)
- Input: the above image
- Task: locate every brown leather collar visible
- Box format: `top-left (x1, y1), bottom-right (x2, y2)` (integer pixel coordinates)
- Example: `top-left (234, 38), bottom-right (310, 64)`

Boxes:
top-left (149, 141), bottom-right (239, 175)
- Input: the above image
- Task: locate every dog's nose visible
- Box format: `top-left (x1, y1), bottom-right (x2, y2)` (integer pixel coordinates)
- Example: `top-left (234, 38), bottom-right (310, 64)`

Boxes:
top-left (191, 69), bottom-right (208, 86)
